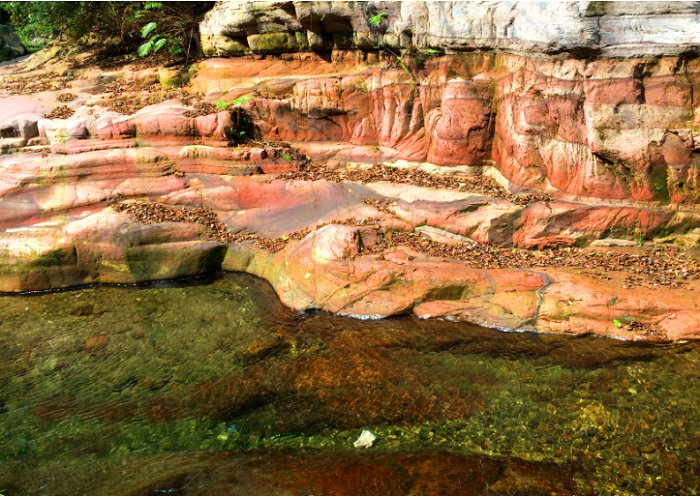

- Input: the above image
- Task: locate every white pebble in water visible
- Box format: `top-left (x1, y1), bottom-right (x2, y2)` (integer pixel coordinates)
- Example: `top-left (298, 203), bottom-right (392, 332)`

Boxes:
top-left (353, 430), bottom-right (377, 449)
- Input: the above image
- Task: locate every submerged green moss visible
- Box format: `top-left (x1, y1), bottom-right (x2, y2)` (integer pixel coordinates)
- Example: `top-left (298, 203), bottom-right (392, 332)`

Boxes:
top-left (0, 273), bottom-right (699, 495)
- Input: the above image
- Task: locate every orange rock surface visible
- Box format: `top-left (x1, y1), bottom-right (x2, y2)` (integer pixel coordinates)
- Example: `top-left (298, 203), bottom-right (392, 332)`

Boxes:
top-left (2, 42), bottom-right (700, 340)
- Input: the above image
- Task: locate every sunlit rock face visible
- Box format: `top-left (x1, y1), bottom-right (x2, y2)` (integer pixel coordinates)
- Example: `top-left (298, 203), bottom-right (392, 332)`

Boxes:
top-left (491, 54), bottom-right (700, 204)
top-left (188, 51), bottom-right (700, 205)
top-left (201, 1), bottom-right (700, 59)
top-left (197, 1), bottom-right (700, 205)
top-left (3, 1), bottom-right (700, 340)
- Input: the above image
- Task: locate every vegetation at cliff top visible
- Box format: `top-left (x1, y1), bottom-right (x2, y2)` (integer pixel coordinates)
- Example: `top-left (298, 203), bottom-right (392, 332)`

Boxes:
top-left (0, 1), bottom-right (214, 60)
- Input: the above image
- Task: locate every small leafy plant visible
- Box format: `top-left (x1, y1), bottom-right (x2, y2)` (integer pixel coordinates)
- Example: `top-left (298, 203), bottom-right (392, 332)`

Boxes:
top-left (135, 1), bottom-right (212, 64)
top-left (138, 18), bottom-right (166, 57)
top-left (368, 12), bottom-right (388, 27)
top-left (232, 94), bottom-right (253, 107)
top-left (220, 94), bottom-right (255, 144)
top-left (216, 94), bottom-right (254, 110)
top-left (395, 55), bottom-right (418, 95)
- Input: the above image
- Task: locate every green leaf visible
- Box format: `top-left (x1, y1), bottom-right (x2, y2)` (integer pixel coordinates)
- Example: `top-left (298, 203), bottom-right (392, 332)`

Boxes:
top-left (368, 12), bottom-right (388, 27)
top-left (153, 38), bottom-right (167, 53)
top-left (613, 319), bottom-right (622, 327)
top-left (214, 94), bottom-right (253, 111)
top-left (232, 94), bottom-right (253, 107)
top-left (137, 40), bottom-right (153, 57)
top-left (279, 152), bottom-right (292, 163)
top-left (141, 21), bottom-right (157, 39)
top-left (169, 45), bottom-right (184, 56)
top-left (144, 2), bottom-right (162, 9)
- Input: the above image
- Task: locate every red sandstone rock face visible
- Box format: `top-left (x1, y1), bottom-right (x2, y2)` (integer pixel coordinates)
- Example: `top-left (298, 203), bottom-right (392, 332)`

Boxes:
top-left (511, 202), bottom-right (684, 249)
top-left (427, 79), bottom-right (494, 167)
top-left (95, 102), bottom-right (233, 146)
top-left (493, 56), bottom-right (700, 204)
top-left (192, 53), bottom-right (700, 206)
top-left (3, 48), bottom-right (700, 340)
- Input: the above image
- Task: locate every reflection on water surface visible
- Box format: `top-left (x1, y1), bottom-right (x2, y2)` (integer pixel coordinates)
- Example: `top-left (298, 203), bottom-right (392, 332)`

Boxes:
top-left (1, 273), bottom-right (699, 495)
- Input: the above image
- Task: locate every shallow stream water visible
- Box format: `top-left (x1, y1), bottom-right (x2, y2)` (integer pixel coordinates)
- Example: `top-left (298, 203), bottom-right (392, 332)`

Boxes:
top-left (1, 273), bottom-right (699, 495)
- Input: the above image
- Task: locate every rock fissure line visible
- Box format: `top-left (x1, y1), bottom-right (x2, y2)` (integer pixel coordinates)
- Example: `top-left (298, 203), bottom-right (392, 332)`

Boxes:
top-left (531, 270), bottom-right (555, 330)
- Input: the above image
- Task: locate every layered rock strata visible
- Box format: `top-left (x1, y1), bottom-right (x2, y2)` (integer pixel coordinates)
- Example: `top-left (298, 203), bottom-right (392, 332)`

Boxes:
top-left (2, 1), bottom-right (700, 340)
top-left (200, 2), bottom-right (700, 59)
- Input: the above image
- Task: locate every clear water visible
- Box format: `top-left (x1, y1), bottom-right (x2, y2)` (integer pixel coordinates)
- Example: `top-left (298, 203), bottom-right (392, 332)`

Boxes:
top-left (1, 273), bottom-right (699, 495)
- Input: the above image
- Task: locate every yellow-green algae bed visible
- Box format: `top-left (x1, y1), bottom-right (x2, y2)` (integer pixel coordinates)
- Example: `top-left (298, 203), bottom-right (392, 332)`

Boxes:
top-left (1, 273), bottom-right (699, 495)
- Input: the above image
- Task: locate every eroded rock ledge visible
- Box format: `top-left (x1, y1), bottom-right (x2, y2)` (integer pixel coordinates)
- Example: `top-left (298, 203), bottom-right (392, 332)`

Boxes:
top-left (2, 1), bottom-right (700, 341)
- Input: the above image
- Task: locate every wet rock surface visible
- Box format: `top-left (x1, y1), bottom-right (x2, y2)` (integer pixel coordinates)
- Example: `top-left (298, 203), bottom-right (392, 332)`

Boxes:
top-left (117, 449), bottom-right (580, 496)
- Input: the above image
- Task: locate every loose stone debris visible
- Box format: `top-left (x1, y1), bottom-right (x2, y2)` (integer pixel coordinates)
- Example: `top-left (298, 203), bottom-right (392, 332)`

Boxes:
top-left (283, 164), bottom-right (553, 206)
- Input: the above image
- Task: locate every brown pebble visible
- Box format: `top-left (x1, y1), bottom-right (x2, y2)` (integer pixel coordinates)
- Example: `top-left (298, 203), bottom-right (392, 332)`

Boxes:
top-left (84, 335), bottom-right (109, 353)
top-left (72, 304), bottom-right (94, 316)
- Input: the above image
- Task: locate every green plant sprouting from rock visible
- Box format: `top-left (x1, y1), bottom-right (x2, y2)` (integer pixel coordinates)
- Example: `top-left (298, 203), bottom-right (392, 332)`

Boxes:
top-left (217, 94), bottom-right (254, 144)
top-left (135, 1), bottom-right (212, 64)
top-left (368, 12), bottom-right (388, 28)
